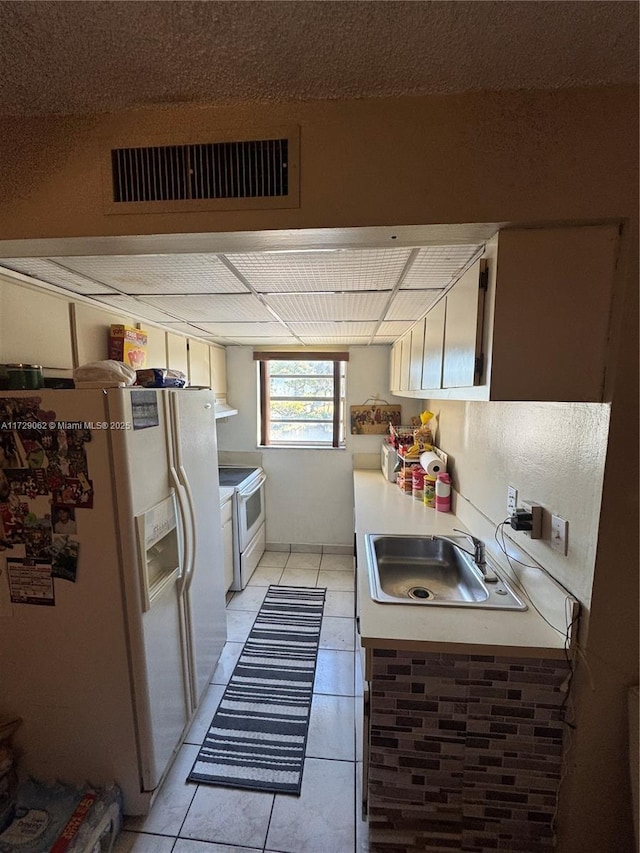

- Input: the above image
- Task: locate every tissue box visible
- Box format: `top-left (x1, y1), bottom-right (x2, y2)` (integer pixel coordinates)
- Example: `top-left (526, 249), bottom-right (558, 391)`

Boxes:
top-left (108, 325), bottom-right (147, 369)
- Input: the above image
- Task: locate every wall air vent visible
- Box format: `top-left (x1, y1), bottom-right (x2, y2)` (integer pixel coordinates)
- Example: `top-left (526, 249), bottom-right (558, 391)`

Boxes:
top-left (103, 128), bottom-right (299, 214)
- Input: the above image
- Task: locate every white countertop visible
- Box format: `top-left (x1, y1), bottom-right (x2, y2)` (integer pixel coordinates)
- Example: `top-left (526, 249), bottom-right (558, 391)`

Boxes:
top-left (219, 486), bottom-right (234, 505)
top-left (354, 470), bottom-right (566, 658)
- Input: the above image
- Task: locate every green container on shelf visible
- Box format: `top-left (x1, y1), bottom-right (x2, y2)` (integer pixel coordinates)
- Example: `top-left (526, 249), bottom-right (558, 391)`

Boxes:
top-left (6, 363), bottom-right (44, 390)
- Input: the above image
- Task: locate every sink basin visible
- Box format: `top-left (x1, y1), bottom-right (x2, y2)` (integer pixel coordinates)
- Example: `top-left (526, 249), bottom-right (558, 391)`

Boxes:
top-left (364, 534), bottom-right (526, 610)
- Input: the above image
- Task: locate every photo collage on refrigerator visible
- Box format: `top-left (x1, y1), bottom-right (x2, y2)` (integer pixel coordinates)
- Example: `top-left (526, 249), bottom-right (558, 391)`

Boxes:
top-left (0, 397), bottom-right (94, 605)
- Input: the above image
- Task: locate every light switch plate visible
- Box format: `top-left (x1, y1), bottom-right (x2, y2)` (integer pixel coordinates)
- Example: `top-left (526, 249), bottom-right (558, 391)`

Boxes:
top-left (551, 515), bottom-right (569, 555)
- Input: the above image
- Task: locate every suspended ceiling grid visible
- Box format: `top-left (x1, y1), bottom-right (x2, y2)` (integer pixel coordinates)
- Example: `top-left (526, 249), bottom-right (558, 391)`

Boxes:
top-left (0, 244), bottom-right (483, 346)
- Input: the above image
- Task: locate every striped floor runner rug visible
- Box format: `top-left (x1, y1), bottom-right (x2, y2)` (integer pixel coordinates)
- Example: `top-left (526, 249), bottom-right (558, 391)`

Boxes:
top-left (188, 585), bottom-right (326, 795)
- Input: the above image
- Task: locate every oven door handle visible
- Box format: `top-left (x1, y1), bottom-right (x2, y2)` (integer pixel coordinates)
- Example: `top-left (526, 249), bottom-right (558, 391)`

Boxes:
top-left (236, 472), bottom-right (267, 500)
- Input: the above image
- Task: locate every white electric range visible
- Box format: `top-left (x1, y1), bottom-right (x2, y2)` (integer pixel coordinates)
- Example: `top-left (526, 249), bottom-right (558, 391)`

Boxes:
top-left (218, 466), bottom-right (267, 589)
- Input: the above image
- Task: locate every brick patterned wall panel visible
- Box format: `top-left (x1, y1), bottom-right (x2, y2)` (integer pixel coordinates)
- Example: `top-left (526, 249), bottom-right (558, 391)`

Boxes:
top-left (369, 650), bottom-right (467, 850)
top-left (462, 655), bottom-right (567, 852)
top-left (366, 648), bottom-right (570, 853)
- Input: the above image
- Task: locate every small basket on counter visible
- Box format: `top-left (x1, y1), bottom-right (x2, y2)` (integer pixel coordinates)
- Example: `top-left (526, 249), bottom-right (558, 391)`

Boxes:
top-left (388, 423), bottom-right (418, 450)
top-left (388, 422), bottom-right (433, 456)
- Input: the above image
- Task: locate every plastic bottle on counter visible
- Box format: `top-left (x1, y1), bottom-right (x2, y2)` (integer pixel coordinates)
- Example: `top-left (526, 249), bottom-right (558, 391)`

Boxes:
top-left (435, 472), bottom-right (451, 512)
top-left (424, 477), bottom-right (436, 508)
top-left (412, 466), bottom-right (425, 500)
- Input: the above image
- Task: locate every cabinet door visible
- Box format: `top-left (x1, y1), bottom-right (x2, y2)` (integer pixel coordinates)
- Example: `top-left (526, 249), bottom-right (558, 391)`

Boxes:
top-left (408, 320), bottom-right (425, 391)
top-left (442, 259), bottom-right (486, 388)
top-left (145, 326), bottom-right (167, 369)
top-left (389, 341), bottom-right (402, 393)
top-left (209, 345), bottom-right (227, 398)
top-left (0, 278), bottom-right (74, 369)
top-left (490, 225), bottom-right (619, 402)
top-left (73, 302), bottom-right (135, 367)
top-left (187, 339), bottom-right (211, 387)
top-left (166, 333), bottom-right (188, 376)
top-left (399, 335), bottom-right (412, 392)
top-left (421, 298), bottom-right (446, 390)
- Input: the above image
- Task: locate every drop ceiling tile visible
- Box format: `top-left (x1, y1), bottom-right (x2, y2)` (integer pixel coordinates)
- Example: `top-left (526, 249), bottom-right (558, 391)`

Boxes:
top-left (224, 248), bottom-right (411, 292)
top-left (288, 322), bottom-right (377, 337)
top-left (223, 336), bottom-right (300, 346)
top-left (191, 321), bottom-right (289, 336)
top-left (136, 294), bottom-right (274, 322)
top-left (1, 242), bottom-right (486, 349)
top-left (160, 322), bottom-right (213, 337)
top-left (376, 320), bottom-right (416, 336)
top-left (402, 244), bottom-right (482, 289)
top-left (298, 336), bottom-right (373, 345)
top-left (92, 295), bottom-right (182, 323)
top-left (53, 254), bottom-right (248, 294)
top-left (263, 292), bottom-right (388, 322)
top-left (0, 258), bottom-right (116, 294)
top-left (384, 290), bottom-right (444, 321)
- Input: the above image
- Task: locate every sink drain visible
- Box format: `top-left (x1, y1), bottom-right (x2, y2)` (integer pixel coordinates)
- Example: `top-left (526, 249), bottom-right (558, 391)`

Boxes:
top-left (408, 586), bottom-right (435, 601)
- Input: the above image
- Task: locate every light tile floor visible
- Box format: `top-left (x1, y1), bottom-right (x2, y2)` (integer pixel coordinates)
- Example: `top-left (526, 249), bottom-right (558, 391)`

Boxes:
top-left (116, 551), bottom-right (370, 853)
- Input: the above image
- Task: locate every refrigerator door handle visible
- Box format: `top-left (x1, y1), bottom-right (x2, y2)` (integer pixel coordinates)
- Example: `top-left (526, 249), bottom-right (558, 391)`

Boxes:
top-left (178, 462), bottom-right (198, 589)
top-left (169, 466), bottom-right (190, 595)
top-left (168, 394), bottom-right (197, 589)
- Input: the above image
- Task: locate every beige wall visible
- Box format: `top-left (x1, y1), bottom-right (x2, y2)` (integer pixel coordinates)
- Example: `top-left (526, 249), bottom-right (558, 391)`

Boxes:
top-left (426, 400), bottom-right (610, 606)
top-left (0, 87), bottom-right (637, 241)
top-left (0, 84), bottom-right (637, 852)
top-left (216, 345), bottom-right (422, 547)
top-left (557, 230), bottom-right (639, 853)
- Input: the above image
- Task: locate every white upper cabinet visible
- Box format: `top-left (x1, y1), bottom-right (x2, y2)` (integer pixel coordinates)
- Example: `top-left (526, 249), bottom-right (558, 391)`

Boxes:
top-left (391, 224), bottom-right (620, 402)
top-left (144, 326), bottom-right (168, 369)
top-left (408, 320), bottom-right (425, 391)
top-left (390, 336), bottom-right (412, 394)
top-left (209, 345), bottom-right (227, 399)
top-left (421, 297), bottom-right (446, 391)
top-left (441, 259), bottom-right (486, 389)
top-left (187, 338), bottom-right (211, 387)
top-left (0, 276), bottom-right (74, 369)
top-left (485, 224), bottom-right (620, 402)
top-left (390, 338), bottom-right (402, 394)
top-left (73, 302), bottom-right (136, 367)
top-left (166, 332), bottom-right (189, 376)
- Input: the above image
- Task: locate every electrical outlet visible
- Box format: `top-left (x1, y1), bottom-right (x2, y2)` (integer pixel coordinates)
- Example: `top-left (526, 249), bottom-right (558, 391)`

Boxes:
top-left (507, 485), bottom-right (518, 516)
top-left (551, 515), bottom-right (569, 555)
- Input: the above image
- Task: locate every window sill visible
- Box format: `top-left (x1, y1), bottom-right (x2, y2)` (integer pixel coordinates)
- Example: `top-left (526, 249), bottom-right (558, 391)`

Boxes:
top-left (258, 444), bottom-right (347, 451)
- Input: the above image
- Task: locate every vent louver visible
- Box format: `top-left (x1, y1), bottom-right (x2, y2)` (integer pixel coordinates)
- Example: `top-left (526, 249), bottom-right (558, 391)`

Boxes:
top-left (111, 138), bottom-right (289, 203)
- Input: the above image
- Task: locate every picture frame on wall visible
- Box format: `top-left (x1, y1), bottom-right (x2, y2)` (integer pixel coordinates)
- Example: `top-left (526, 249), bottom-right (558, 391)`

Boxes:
top-left (350, 404), bottom-right (401, 435)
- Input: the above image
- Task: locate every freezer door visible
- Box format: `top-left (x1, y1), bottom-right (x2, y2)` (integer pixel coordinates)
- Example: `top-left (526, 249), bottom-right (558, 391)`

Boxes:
top-left (168, 389), bottom-right (227, 709)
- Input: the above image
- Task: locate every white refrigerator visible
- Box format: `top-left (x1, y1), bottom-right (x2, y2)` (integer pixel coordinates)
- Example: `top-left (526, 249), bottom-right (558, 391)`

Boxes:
top-left (0, 387), bottom-right (227, 814)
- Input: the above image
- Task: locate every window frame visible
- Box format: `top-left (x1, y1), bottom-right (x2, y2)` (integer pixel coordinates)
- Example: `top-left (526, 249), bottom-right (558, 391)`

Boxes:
top-left (254, 351), bottom-right (349, 448)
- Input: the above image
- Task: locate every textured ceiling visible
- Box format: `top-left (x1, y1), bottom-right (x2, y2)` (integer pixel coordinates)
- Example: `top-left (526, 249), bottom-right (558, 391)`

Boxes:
top-left (0, 1), bottom-right (635, 349)
top-left (0, 1), bottom-right (637, 117)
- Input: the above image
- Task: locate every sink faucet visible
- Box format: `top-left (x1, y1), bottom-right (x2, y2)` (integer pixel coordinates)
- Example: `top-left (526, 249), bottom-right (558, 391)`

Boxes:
top-left (435, 530), bottom-right (498, 583)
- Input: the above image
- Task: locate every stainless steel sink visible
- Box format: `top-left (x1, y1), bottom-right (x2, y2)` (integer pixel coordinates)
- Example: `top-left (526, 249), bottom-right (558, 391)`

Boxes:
top-left (364, 534), bottom-right (526, 610)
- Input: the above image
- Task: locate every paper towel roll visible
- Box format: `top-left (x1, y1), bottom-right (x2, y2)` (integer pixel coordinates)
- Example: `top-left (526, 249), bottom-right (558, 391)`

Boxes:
top-left (419, 451), bottom-right (445, 478)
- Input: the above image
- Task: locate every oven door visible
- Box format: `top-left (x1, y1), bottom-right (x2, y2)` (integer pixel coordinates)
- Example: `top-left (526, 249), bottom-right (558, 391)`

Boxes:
top-left (236, 471), bottom-right (267, 551)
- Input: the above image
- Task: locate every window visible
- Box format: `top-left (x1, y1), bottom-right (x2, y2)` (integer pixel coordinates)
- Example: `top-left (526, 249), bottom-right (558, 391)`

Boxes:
top-left (254, 352), bottom-right (348, 447)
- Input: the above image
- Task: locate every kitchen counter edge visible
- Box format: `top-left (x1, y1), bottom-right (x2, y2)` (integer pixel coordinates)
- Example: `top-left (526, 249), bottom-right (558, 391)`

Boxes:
top-left (354, 470), bottom-right (566, 659)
